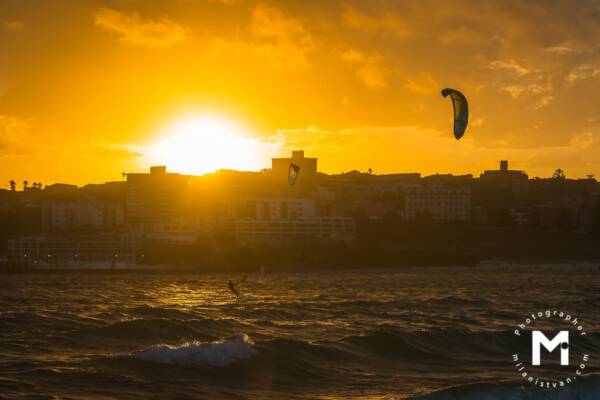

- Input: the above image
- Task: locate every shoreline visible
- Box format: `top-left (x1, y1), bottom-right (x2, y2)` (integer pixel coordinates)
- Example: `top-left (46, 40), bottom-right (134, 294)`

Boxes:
top-left (2, 259), bottom-right (599, 274)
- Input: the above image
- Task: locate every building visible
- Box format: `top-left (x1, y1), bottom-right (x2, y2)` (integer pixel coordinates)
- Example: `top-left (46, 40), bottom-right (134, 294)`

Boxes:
top-left (140, 217), bottom-right (216, 244)
top-left (5, 233), bottom-right (141, 269)
top-left (404, 187), bottom-right (471, 220)
top-left (41, 200), bottom-right (123, 233)
top-left (126, 166), bottom-right (190, 223)
top-left (479, 160), bottom-right (529, 195)
top-left (271, 151), bottom-right (317, 187)
top-left (225, 217), bottom-right (356, 243)
top-left (223, 197), bottom-right (355, 242)
top-left (509, 207), bottom-right (535, 228)
top-left (537, 199), bottom-right (597, 232)
top-left (228, 198), bottom-right (317, 221)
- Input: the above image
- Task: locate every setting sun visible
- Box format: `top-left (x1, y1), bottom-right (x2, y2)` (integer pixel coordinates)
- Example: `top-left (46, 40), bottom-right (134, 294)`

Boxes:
top-left (144, 114), bottom-right (270, 174)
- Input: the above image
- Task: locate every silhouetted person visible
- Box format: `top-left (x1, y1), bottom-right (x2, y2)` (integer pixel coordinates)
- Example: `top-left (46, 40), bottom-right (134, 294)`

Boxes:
top-left (228, 280), bottom-right (239, 298)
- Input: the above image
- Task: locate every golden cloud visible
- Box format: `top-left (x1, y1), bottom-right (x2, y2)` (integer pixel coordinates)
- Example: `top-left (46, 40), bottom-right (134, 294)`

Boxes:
top-left (488, 60), bottom-right (530, 77)
top-left (342, 4), bottom-right (410, 37)
top-left (212, 4), bottom-right (315, 70)
top-left (405, 73), bottom-right (439, 94)
top-left (439, 25), bottom-right (490, 44)
top-left (0, 115), bottom-right (32, 154)
top-left (342, 49), bottom-right (388, 88)
top-left (93, 8), bottom-right (186, 48)
top-left (566, 64), bottom-right (600, 83)
top-left (271, 123), bottom-right (600, 178)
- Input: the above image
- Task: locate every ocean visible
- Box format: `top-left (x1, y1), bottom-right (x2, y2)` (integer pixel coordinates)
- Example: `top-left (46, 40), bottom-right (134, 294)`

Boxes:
top-left (1, 265), bottom-right (599, 399)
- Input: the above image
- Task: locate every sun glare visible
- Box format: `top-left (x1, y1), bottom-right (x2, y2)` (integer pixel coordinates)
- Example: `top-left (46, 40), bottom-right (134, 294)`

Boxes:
top-left (145, 114), bottom-right (269, 175)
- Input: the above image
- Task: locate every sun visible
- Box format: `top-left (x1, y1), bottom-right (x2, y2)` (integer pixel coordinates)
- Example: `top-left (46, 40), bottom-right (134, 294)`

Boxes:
top-left (145, 113), bottom-right (268, 175)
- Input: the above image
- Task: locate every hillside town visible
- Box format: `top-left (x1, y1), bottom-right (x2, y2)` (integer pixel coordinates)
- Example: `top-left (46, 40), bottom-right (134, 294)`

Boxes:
top-left (1, 151), bottom-right (599, 270)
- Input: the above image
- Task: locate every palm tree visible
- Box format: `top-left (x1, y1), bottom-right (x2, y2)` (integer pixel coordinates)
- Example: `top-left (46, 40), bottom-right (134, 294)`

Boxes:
top-left (9, 180), bottom-right (16, 191)
top-left (23, 180), bottom-right (29, 190)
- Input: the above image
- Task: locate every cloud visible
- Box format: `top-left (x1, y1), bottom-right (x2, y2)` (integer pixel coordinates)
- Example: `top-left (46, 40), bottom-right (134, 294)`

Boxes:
top-left (566, 64), bottom-right (600, 83)
top-left (1, 20), bottom-right (25, 30)
top-left (501, 83), bottom-right (548, 99)
top-left (533, 95), bottom-right (555, 110)
top-left (90, 144), bottom-right (143, 159)
top-left (0, 115), bottom-right (32, 154)
top-left (438, 25), bottom-right (490, 44)
top-left (93, 8), bottom-right (186, 48)
top-left (545, 44), bottom-right (575, 55)
top-left (250, 4), bottom-right (315, 70)
top-left (212, 4), bottom-right (315, 70)
top-left (270, 123), bottom-right (600, 178)
top-left (405, 73), bottom-right (439, 94)
top-left (488, 60), bottom-right (530, 77)
top-left (342, 4), bottom-right (410, 37)
top-left (471, 117), bottom-right (485, 127)
top-left (486, 59), bottom-right (553, 109)
top-left (341, 49), bottom-right (388, 88)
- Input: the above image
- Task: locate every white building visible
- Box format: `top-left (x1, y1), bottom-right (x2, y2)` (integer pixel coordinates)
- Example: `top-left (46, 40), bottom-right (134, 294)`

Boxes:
top-left (229, 198), bottom-right (317, 221)
top-left (141, 216), bottom-right (216, 244)
top-left (225, 197), bottom-right (355, 242)
top-left (404, 187), bottom-right (471, 220)
top-left (226, 217), bottom-right (356, 243)
top-left (42, 201), bottom-right (123, 232)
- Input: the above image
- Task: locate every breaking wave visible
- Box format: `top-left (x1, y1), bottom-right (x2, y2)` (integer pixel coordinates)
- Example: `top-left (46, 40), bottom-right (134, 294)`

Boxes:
top-left (133, 334), bottom-right (256, 368)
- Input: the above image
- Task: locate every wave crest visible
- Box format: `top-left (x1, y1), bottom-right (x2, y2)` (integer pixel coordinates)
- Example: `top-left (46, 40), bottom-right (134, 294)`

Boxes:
top-left (134, 334), bottom-right (256, 368)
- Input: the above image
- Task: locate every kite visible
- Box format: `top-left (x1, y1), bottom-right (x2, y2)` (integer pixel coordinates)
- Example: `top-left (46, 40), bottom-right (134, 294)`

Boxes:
top-left (441, 88), bottom-right (468, 140)
top-left (288, 163), bottom-right (300, 186)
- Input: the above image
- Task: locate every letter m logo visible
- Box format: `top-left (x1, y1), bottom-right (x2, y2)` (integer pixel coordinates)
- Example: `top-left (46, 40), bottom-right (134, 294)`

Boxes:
top-left (532, 331), bottom-right (569, 366)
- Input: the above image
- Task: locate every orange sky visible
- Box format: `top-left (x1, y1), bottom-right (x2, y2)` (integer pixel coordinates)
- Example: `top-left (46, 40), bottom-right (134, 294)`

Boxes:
top-left (1, 0), bottom-right (600, 186)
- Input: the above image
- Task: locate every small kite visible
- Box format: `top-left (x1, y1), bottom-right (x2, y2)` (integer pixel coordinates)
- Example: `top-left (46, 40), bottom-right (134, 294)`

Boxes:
top-left (441, 88), bottom-right (468, 140)
top-left (288, 163), bottom-right (300, 186)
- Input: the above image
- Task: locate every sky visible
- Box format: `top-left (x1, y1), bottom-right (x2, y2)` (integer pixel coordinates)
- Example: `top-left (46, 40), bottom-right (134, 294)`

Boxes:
top-left (1, 0), bottom-right (600, 186)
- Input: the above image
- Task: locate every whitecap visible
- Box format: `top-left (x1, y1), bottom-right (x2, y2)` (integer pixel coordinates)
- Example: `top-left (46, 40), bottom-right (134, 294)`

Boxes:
top-left (134, 334), bottom-right (256, 368)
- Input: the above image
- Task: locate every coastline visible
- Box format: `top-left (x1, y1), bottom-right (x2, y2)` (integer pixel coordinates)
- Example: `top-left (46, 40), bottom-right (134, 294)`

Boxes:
top-left (2, 259), bottom-right (599, 274)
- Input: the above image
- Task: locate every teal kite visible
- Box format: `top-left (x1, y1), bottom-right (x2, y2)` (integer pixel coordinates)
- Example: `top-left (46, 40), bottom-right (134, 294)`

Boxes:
top-left (441, 88), bottom-right (468, 140)
top-left (288, 163), bottom-right (300, 186)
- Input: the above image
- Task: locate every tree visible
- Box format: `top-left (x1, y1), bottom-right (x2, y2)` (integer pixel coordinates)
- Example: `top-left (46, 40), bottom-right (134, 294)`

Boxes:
top-left (9, 180), bottom-right (16, 191)
top-left (23, 180), bottom-right (29, 190)
top-left (552, 169), bottom-right (566, 180)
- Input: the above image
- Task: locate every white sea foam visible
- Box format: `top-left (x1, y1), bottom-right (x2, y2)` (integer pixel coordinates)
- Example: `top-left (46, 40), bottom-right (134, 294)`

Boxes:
top-left (134, 334), bottom-right (256, 367)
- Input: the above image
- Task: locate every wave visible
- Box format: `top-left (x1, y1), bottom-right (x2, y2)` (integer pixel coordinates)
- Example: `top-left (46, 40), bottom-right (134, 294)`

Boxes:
top-left (340, 328), bottom-right (525, 364)
top-left (78, 316), bottom-right (243, 348)
top-left (133, 334), bottom-right (256, 368)
top-left (410, 376), bottom-right (600, 399)
top-left (342, 327), bottom-right (600, 361)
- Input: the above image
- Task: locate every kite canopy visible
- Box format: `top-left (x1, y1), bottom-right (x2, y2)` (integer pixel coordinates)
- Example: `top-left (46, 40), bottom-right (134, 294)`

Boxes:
top-left (441, 88), bottom-right (468, 140)
top-left (288, 163), bottom-right (301, 186)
